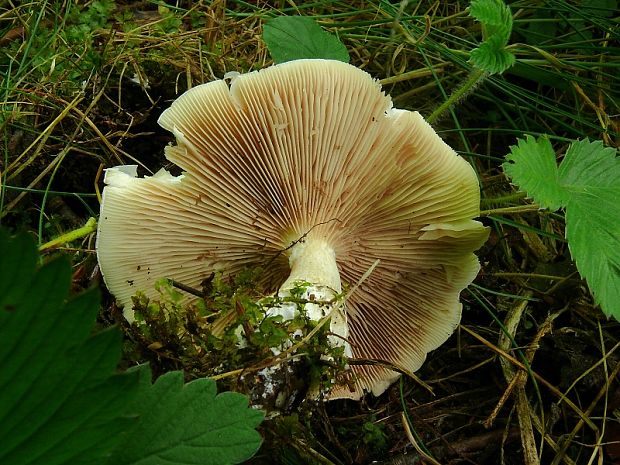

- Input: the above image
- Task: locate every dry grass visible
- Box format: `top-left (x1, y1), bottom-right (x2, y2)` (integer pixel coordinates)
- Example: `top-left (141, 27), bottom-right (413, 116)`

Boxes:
top-left (1, 1), bottom-right (619, 464)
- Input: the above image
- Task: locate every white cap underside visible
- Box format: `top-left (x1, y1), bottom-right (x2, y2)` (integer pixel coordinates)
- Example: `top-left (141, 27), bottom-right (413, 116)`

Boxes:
top-left (97, 59), bottom-right (489, 400)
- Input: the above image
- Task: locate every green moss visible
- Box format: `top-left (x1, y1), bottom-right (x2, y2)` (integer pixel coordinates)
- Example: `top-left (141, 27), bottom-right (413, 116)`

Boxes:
top-left (126, 270), bottom-right (347, 412)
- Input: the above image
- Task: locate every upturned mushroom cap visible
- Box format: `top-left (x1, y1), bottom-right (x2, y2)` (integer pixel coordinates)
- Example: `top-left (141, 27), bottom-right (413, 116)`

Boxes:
top-left (96, 59), bottom-right (488, 400)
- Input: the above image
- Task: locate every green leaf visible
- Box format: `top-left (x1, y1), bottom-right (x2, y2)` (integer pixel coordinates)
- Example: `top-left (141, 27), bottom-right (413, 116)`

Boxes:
top-left (108, 368), bottom-right (264, 465)
top-left (0, 229), bottom-right (140, 465)
top-left (468, 0), bottom-right (515, 74)
top-left (503, 137), bottom-right (620, 319)
top-left (503, 136), bottom-right (563, 210)
top-left (263, 16), bottom-right (349, 64)
top-left (469, 36), bottom-right (516, 75)
top-left (469, 0), bottom-right (513, 42)
top-left (0, 229), bottom-right (263, 465)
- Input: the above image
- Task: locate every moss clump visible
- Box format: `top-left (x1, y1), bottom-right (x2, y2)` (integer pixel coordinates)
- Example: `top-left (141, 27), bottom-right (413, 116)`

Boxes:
top-left (125, 271), bottom-right (347, 413)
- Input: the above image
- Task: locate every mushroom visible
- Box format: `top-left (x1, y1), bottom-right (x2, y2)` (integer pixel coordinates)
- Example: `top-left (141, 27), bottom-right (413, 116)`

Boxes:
top-left (96, 59), bottom-right (488, 400)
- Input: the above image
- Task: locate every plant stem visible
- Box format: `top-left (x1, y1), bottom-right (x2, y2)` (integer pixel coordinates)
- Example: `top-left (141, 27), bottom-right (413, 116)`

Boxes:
top-left (481, 191), bottom-right (527, 207)
top-left (379, 65), bottom-right (447, 85)
top-left (427, 68), bottom-right (487, 124)
top-left (39, 217), bottom-right (98, 251)
top-left (480, 205), bottom-right (541, 216)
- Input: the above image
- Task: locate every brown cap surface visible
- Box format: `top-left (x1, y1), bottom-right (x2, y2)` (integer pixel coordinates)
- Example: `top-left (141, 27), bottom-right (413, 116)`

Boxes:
top-left (96, 59), bottom-right (488, 399)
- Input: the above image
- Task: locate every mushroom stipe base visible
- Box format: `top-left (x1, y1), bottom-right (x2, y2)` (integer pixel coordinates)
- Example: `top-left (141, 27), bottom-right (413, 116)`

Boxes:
top-left (126, 274), bottom-right (349, 413)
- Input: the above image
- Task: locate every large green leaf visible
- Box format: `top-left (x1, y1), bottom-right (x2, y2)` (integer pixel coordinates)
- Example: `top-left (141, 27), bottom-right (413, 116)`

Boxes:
top-left (0, 229), bottom-right (140, 465)
top-left (503, 137), bottom-right (620, 319)
top-left (263, 16), bottom-right (349, 64)
top-left (0, 230), bottom-right (263, 465)
top-left (108, 367), bottom-right (264, 465)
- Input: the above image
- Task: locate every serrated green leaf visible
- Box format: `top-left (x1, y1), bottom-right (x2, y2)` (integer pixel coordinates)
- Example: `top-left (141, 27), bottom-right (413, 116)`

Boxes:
top-left (502, 137), bottom-right (620, 319)
top-left (0, 230), bottom-right (262, 465)
top-left (108, 369), bottom-right (264, 465)
top-left (469, 37), bottom-right (516, 74)
top-left (468, 0), bottom-right (515, 74)
top-left (0, 230), bottom-right (140, 465)
top-left (263, 16), bottom-right (349, 64)
top-left (469, 0), bottom-right (513, 42)
top-left (502, 135), bottom-right (563, 210)
top-left (560, 140), bottom-right (620, 319)
top-left (565, 192), bottom-right (620, 319)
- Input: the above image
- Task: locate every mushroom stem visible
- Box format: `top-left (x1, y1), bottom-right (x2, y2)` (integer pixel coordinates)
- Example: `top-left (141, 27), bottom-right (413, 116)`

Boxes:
top-left (265, 238), bottom-right (351, 356)
top-left (281, 239), bottom-right (342, 296)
